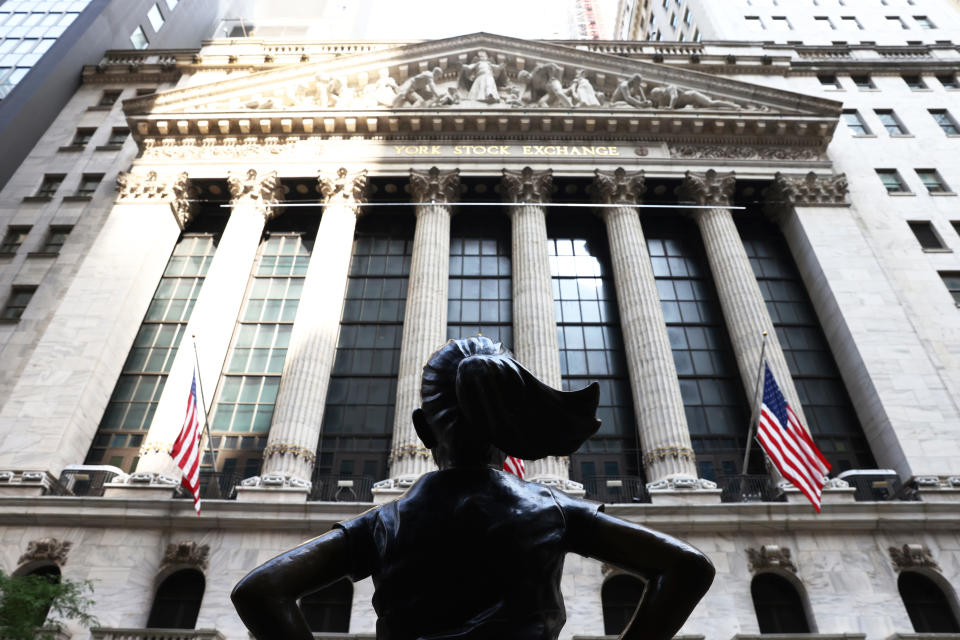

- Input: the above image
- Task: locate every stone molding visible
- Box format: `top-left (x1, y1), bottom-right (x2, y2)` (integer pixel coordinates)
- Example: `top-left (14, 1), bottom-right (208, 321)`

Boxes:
top-left (501, 167), bottom-right (554, 204)
top-left (318, 167), bottom-right (368, 208)
top-left (226, 168), bottom-right (284, 218)
top-left (767, 171), bottom-right (849, 208)
top-left (408, 167), bottom-right (460, 203)
top-left (593, 168), bottom-right (645, 205)
top-left (670, 144), bottom-right (823, 162)
top-left (747, 544), bottom-right (797, 573)
top-left (646, 476), bottom-right (718, 491)
top-left (240, 473), bottom-right (312, 489)
top-left (161, 541), bottom-right (209, 572)
top-left (389, 443), bottom-right (431, 463)
top-left (889, 543), bottom-right (940, 571)
top-left (675, 169), bottom-right (736, 208)
top-left (261, 442), bottom-right (317, 464)
top-left (116, 171), bottom-right (197, 229)
top-left (0, 470), bottom-right (54, 487)
top-left (18, 537), bottom-right (71, 567)
top-left (642, 445), bottom-right (697, 466)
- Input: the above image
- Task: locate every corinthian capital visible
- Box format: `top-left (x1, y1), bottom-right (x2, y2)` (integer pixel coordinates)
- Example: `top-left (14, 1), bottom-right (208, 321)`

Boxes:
top-left (501, 167), bottom-right (553, 204)
top-left (227, 169), bottom-right (284, 219)
top-left (676, 169), bottom-right (735, 208)
top-left (318, 167), bottom-right (368, 209)
top-left (593, 168), bottom-right (645, 205)
top-left (409, 167), bottom-right (460, 203)
top-left (116, 171), bottom-right (197, 229)
top-left (767, 171), bottom-right (849, 208)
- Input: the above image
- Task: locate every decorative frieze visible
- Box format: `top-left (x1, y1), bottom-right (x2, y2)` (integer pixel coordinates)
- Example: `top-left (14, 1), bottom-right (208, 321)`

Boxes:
top-left (889, 544), bottom-right (940, 571)
top-left (501, 167), bottom-right (554, 204)
top-left (747, 545), bottom-right (797, 573)
top-left (408, 166), bottom-right (461, 203)
top-left (766, 171), bottom-right (850, 207)
top-left (593, 168), bottom-right (645, 205)
top-left (318, 167), bottom-right (368, 206)
top-left (18, 538), bottom-right (72, 567)
top-left (160, 541), bottom-right (209, 572)
top-left (226, 168), bottom-right (284, 217)
top-left (676, 169), bottom-right (736, 208)
top-left (670, 145), bottom-right (822, 161)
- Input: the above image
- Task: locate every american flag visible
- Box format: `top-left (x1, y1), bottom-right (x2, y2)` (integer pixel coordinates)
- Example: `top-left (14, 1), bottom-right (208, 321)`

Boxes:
top-left (503, 456), bottom-right (526, 479)
top-left (756, 363), bottom-right (831, 512)
top-left (171, 369), bottom-right (203, 514)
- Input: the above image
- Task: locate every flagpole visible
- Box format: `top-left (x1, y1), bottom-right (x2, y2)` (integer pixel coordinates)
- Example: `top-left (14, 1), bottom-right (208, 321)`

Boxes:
top-left (741, 331), bottom-right (769, 474)
top-left (191, 335), bottom-right (220, 473)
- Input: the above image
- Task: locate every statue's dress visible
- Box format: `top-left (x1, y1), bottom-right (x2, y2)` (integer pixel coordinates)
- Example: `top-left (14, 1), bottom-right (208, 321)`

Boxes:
top-left (465, 62), bottom-right (500, 102)
top-left (336, 467), bottom-right (602, 640)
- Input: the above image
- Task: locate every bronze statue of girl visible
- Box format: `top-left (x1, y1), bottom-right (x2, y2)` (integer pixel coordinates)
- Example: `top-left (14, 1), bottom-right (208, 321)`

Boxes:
top-left (232, 336), bottom-right (715, 640)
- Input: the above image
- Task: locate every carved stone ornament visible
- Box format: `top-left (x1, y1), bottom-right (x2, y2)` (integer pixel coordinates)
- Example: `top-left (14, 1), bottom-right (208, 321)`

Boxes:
top-left (226, 168), bottom-right (284, 218)
top-left (501, 167), bottom-right (554, 204)
top-left (318, 167), bottom-right (368, 206)
top-left (161, 541), bottom-right (210, 572)
top-left (670, 145), bottom-right (822, 162)
top-left (593, 168), bottom-right (645, 205)
top-left (409, 167), bottom-right (460, 203)
top-left (676, 169), bottom-right (735, 208)
top-left (747, 545), bottom-right (797, 573)
top-left (18, 538), bottom-right (72, 567)
top-left (767, 171), bottom-right (850, 207)
top-left (116, 171), bottom-right (195, 228)
top-left (889, 544), bottom-right (940, 571)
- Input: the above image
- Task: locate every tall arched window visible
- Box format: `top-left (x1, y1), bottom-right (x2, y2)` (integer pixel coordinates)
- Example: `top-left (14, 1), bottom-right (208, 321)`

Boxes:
top-left (147, 568), bottom-right (205, 629)
top-left (899, 571), bottom-right (960, 633)
top-left (751, 572), bottom-right (810, 633)
top-left (300, 577), bottom-right (352, 632)
top-left (602, 574), bottom-right (645, 635)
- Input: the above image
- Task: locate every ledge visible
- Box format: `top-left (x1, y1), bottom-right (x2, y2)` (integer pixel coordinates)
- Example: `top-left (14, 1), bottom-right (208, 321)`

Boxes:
top-left (26, 251), bottom-right (60, 259)
top-left (734, 635), bottom-right (866, 640)
top-left (62, 195), bottom-right (93, 202)
top-left (929, 191), bottom-right (957, 196)
top-left (86, 105), bottom-right (113, 111)
top-left (886, 634), bottom-right (960, 640)
top-left (95, 144), bottom-right (124, 151)
top-left (57, 145), bottom-right (86, 152)
top-left (21, 195), bottom-right (52, 203)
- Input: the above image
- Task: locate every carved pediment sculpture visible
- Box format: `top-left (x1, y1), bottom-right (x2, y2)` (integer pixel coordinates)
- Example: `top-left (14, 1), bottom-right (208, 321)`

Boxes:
top-left (18, 537), bottom-right (72, 567)
top-left (746, 545), bottom-right (797, 573)
top-left (889, 544), bottom-right (940, 571)
top-left (161, 541), bottom-right (210, 572)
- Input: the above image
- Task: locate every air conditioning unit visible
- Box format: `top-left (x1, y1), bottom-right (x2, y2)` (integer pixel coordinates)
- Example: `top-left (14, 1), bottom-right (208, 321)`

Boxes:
top-left (837, 469), bottom-right (901, 501)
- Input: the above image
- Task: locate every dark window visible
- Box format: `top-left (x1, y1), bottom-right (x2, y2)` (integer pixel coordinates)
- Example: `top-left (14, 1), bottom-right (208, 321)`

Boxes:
top-left (136, 87), bottom-right (156, 96)
top-left (817, 74), bottom-right (841, 89)
top-left (300, 578), bottom-right (352, 632)
top-left (447, 212), bottom-right (512, 347)
top-left (36, 174), bottom-right (64, 198)
top-left (842, 110), bottom-right (870, 135)
top-left (840, 16), bottom-right (862, 29)
top-left (852, 74), bottom-right (875, 90)
top-left (937, 74), bottom-right (959, 89)
top-left (2, 286), bottom-right (36, 321)
top-left (602, 574), bottom-right (645, 635)
top-left (952, 221), bottom-right (960, 238)
top-left (108, 127), bottom-right (129, 145)
top-left (0, 226), bottom-right (30, 254)
top-left (98, 89), bottom-right (121, 106)
top-left (316, 211), bottom-right (414, 486)
top-left (940, 272), bottom-right (960, 304)
top-left (69, 127), bottom-right (95, 147)
top-left (887, 15), bottom-right (907, 29)
top-left (76, 173), bottom-right (103, 197)
top-left (909, 221), bottom-right (945, 249)
top-left (876, 169), bottom-right (909, 193)
top-left (752, 573), bottom-right (810, 633)
top-left (875, 109), bottom-right (907, 134)
top-left (903, 75), bottom-right (927, 90)
top-left (549, 212), bottom-right (641, 495)
top-left (646, 215), bottom-right (750, 482)
top-left (741, 216), bottom-right (876, 472)
top-left (210, 222), bottom-right (313, 478)
top-left (915, 169), bottom-right (950, 193)
top-left (814, 16), bottom-right (835, 29)
top-left (147, 569), bottom-right (205, 629)
top-left (39, 225), bottom-right (71, 254)
top-left (930, 109), bottom-right (960, 134)
top-left (899, 572), bottom-right (960, 632)
top-left (87, 224), bottom-right (223, 472)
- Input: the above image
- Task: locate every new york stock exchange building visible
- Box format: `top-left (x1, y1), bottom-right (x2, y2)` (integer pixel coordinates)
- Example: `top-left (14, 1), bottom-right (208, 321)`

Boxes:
top-left (1, 31), bottom-right (960, 640)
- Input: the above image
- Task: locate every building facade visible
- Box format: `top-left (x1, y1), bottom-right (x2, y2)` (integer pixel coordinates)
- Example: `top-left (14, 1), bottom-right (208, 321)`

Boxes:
top-left (0, 21), bottom-right (960, 640)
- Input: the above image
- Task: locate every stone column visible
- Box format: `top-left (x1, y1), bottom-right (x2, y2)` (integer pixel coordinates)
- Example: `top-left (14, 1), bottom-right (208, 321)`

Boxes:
top-left (383, 168), bottom-right (459, 486)
top-left (0, 172), bottom-right (189, 494)
top-left (129, 169), bottom-right (283, 487)
top-left (501, 167), bottom-right (569, 486)
top-left (677, 169), bottom-right (806, 426)
top-left (240, 168), bottom-right (369, 501)
top-left (593, 169), bottom-right (703, 488)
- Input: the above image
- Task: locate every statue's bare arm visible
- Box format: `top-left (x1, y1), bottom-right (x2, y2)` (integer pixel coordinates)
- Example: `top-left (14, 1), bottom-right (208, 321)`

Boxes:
top-left (231, 529), bottom-right (351, 640)
top-left (581, 512), bottom-right (715, 640)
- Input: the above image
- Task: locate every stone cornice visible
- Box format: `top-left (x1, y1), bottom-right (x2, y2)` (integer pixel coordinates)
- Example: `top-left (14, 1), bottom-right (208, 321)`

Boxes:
top-left (502, 167), bottom-right (554, 204)
top-left (593, 168), bottom-right (645, 205)
top-left (318, 167), bottom-right (368, 207)
top-left (226, 168), bottom-right (284, 218)
top-left (676, 169), bottom-right (736, 208)
top-left (766, 171), bottom-right (850, 208)
top-left (409, 167), bottom-right (460, 203)
top-left (116, 171), bottom-right (197, 229)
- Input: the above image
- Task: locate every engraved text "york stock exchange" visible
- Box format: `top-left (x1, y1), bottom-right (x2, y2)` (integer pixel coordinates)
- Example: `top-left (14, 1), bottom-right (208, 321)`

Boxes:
top-left (392, 144), bottom-right (622, 157)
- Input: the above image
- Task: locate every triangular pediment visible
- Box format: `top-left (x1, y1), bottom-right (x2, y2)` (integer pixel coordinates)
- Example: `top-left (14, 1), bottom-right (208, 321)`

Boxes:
top-left (123, 33), bottom-right (840, 147)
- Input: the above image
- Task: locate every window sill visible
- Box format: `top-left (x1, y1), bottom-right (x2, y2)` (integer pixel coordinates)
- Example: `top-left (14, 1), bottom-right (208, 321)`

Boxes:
top-left (95, 144), bottom-right (124, 151)
top-left (889, 134), bottom-right (915, 138)
top-left (0, 318), bottom-right (20, 325)
top-left (21, 196), bottom-right (52, 203)
top-left (26, 251), bottom-right (60, 259)
top-left (929, 191), bottom-right (957, 196)
top-left (57, 145), bottom-right (86, 152)
top-left (923, 248), bottom-right (953, 253)
top-left (908, 88), bottom-right (933, 92)
top-left (948, 134), bottom-right (960, 138)
top-left (887, 191), bottom-right (916, 196)
top-left (857, 88), bottom-right (880, 91)
top-left (0, 252), bottom-right (15, 258)
top-left (852, 134), bottom-right (877, 138)
top-left (86, 105), bottom-right (114, 111)
top-left (821, 88), bottom-right (845, 91)
top-left (62, 195), bottom-right (93, 202)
